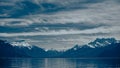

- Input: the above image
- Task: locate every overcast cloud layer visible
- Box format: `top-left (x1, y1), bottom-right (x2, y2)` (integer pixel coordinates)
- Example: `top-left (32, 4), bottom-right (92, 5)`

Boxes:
top-left (0, 0), bottom-right (120, 50)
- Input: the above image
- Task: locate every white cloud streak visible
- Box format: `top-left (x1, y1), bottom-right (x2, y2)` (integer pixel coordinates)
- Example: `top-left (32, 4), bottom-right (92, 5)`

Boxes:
top-left (0, 19), bottom-right (32, 26)
top-left (0, 26), bottom-right (119, 37)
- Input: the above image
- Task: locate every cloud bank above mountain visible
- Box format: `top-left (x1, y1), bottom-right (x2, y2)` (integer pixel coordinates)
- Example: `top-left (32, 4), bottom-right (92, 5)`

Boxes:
top-left (0, 0), bottom-right (120, 50)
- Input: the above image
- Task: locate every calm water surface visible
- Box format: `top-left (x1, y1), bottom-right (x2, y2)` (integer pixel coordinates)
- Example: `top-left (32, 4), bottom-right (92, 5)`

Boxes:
top-left (0, 58), bottom-right (120, 68)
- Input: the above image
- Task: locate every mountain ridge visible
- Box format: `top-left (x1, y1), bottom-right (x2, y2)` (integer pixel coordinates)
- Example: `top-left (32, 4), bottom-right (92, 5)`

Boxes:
top-left (0, 38), bottom-right (120, 58)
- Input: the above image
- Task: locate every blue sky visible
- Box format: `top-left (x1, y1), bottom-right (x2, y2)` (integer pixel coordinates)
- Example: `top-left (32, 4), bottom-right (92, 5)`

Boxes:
top-left (0, 0), bottom-right (120, 50)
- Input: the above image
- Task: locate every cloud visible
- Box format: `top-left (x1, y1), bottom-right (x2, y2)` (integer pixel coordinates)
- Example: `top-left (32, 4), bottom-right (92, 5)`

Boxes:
top-left (0, 2), bottom-right (15, 6)
top-left (1, 0), bottom-right (98, 18)
top-left (0, 0), bottom-right (120, 27)
top-left (0, 26), bottom-right (119, 37)
top-left (26, 0), bottom-right (120, 25)
top-left (0, 18), bottom-right (32, 26)
top-left (0, 0), bottom-right (120, 50)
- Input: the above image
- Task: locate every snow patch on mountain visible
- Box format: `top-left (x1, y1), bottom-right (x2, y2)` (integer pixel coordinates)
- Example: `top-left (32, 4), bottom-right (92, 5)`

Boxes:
top-left (87, 38), bottom-right (118, 48)
top-left (87, 44), bottom-right (95, 48)
top-left (11, 40), bottom-right (32, 49)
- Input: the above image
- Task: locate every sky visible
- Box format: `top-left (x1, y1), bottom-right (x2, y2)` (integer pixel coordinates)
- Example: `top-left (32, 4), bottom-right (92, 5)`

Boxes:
top-left (0, 0), bottom-right (120, 50)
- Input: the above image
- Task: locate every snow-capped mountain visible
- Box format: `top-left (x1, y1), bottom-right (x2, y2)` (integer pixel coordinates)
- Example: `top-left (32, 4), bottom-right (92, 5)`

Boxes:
top-left (71, 38), bottom-right (119, 49)
top-left (11, 40), bottom-right (32, 49)
top-left (62, 38), bottom-right (120, 58)
top-left (0, 39), bottom-right (46, 58)
top-left (87, 38), bottom-right (118, 48)
top-left (0, 38), bottom-right (120, 58)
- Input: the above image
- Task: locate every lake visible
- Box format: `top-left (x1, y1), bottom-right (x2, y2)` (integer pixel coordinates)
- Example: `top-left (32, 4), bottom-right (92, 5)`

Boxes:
top-left (0, 58), bottom-right (120, 68)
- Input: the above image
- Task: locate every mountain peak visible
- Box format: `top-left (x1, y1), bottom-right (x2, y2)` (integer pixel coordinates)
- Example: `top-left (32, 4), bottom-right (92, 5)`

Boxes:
top-left (87, 38), bottom-right (117, 48)
top-left (11, 40), bottom-right (32, 49)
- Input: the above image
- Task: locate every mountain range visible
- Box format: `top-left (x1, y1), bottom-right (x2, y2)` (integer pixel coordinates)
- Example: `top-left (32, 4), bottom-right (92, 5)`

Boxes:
top-left (0, 38), bottom-right (120, 58)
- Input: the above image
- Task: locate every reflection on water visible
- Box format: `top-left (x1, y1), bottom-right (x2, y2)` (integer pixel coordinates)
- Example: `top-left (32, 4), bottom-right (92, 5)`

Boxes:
top-left (0, 58), bottom-right (120, 68)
